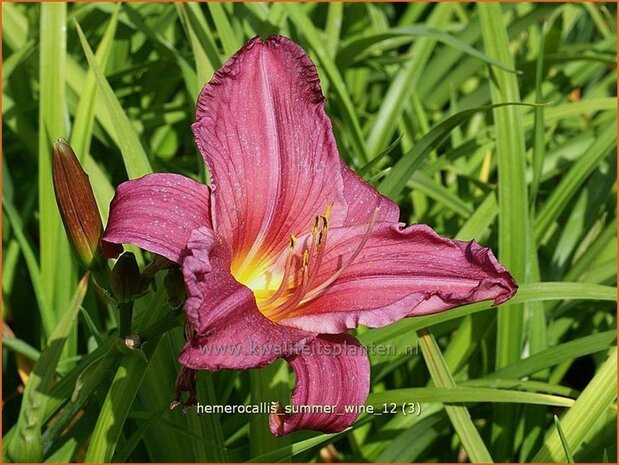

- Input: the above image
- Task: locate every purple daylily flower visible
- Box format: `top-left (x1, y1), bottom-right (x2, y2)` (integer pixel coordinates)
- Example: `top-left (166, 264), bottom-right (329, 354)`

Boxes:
top-left (102, 35), bottom-right (517, 436)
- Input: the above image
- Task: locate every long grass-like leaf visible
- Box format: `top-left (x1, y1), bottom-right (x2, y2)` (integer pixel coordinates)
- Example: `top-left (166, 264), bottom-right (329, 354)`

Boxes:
top-left (6, 276), bottom-right (88, 462)
top-left (418, 329), bottom-right (494, 462)
top-left (479, 4), bottom-right (531, 459)
top-left (74, 20), bottom-right (152, 179)
top-left (70, 5), bottom-right (120, 161)
top-left (532, 347), bottom-right (616, 462)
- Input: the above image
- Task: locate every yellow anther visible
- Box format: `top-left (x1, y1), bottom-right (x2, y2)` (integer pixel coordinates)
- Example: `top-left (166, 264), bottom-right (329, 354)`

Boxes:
top-left (312, 216), bottom-right (320, 235)
top-left (302, 249), bottom-right (310, 267)
top-left (324, 202), bottom-right (333, 220)
top-left (289, 234), bottom-right (297, 250)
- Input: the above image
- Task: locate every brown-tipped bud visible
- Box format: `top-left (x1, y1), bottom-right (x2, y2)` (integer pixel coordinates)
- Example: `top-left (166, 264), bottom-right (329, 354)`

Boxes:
top-left (52, 138), bottom-right (119, 269)
top-left (111, 252), bottom-right (141, 301)
top-left (164, 268), bottom-right (186, 309)
top-left (170, 366), bottom-right (198, 412)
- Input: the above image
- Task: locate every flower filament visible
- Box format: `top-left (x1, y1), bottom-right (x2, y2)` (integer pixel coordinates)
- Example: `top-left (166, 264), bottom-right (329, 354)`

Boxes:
top-left (253, 206), bottom-right (378, 321)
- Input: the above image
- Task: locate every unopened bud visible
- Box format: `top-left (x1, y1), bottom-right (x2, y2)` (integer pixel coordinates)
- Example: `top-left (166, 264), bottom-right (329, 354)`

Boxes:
top-left (164, 268), bottom-right (186, 309)
top-left (111, 252), bottom-right (141, 301)
top-left (170, 366), bottom-right (198, 412)
top-left (52, 139), bottom-right (104, 269)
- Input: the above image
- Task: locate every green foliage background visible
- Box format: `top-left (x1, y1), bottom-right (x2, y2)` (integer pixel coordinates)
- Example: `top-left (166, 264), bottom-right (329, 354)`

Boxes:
top-left (2, 2), bottom-right (617, 463)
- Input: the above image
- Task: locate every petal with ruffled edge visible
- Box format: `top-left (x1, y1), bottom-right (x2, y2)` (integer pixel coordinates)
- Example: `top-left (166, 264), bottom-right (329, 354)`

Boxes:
top-left (192, 35), bottom-right (354, 275)
top-left (269, 333), bottom-right (370, 436)
top-left (277, 223), bottom-right (518, 334)
top-left (178, 227), bottom-right (314, 370)
top-left (101, 173), bottom-right (212, 263)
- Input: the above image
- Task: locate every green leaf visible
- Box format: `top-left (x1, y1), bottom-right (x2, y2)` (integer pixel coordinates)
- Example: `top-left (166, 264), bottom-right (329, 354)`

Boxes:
top-left (74, 20), bottom-right (152, 179)
top-left (488, 331), bottom-right (616, 380)
top-left (339, 26), bottom-right (518, 73)
top-left (84, 285), bottom-right (168, 462)
top-left (38, 2), bottom-right (76, 348)
top-left (534, 121), bottom-right (616, 241)
top-left (417, 329), bottom-right (493, 462)
top-left (479, 4), bottom-right (531, 459)
top-left (284, 3), bottom-right (369, 164)
top-left (7, 276), bottom-right (88, 462)
top-left (554, 415), bottom-right (575, 463)
top-left (247, 430), bottom-right (347, 463)
top-left (250, 361), bottom-right (291, 456)
top-left (532, 347), bottom-right (616, 462)
top-left (378, 103), bottom-right (538, 199)
top-left (368, 386), bottom-right (575, 409)
top-left (207, 3), bottom-right (241, 56)
top-left (365, 3), bottom-right (454, 158)
top-left (70, 4), bottom-right (120, 161)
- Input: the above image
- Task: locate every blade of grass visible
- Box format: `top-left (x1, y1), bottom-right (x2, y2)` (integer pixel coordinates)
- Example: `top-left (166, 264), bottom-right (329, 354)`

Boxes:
top-left (378, 103), bottom-right (537, 199)
top-left (70, 4), bottom-right (120, 161)
top-left (455, 192), bottom-right (498, 240)
top-left (183, 3), bottom-right (224, 70)
top-left (2, 2), bottom-right (29, 50)
top-left (84, 285), bottom-right (168, 462)
top-left (520, 21), bottom-right (552, 456)
top-left (176, 3), bottom-right (214, 95)
top-left (479, 4), bottom-right (531, 459)
top-left (284, 3), bottom-right (369, 164)
top-left (366, 3), bottom-right (453, 158)
top-left (339, 26), bottom-right (518, 72)
top-left (532, 347), bottom-right (616, 462)
top-left (530, 20), bottom-right (547, 206)
top-left (554, 415), bottom-right (575, 463)
top-left (534, 121), bottom-right (616, 241)
top-left (207, 3), bottom-right (241, 56)
top-left (2, 335), bottom-right (42, 363)
top-left (368, 386), bottom-right (575, 409)
top-left (6, 276), bottom-right (88, 462)
top-left (409, 171), bottom-right (473, 218)
top-left (2, 199), bottom-right (52, 334)
top-left (361, 282), bottom-right (616, 349)
top-left (247, 430), bottom-right (347, 463)
top-left (417, 328), bottom-right (493, 462)
top-left (250, 361), bottom-right (291, 456)
top-left (74, 20), bottom-right (152, 179)
top-left (38, 2), bottom-right (76, 353)
top-left (488, 330), bottom-right (616, 380)
top-left (324, 2), bottom-right (343, 59)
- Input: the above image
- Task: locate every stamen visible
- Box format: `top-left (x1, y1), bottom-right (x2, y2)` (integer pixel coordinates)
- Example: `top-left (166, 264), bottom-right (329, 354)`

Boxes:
top-left (306, 216), bottom-right (329, 286)
top-left (324, 202), bottom-right (333, 220)
top-left (301, 207), bottom-right (379, 303)
top-left (257, 201), bottom-right (373, 321)
top-left (268, 253), bottom-right (310, 318)
top-left (260, 236), bottom-right (297, 307)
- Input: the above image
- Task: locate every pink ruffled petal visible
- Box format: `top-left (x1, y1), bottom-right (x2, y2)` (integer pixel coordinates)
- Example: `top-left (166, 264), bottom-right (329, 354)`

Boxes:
top-left (101, 173), bottom-right (212, 263)
top-left (178, 227), bottom-right (314, 370)
top-left (279, 223), bottom-right (517, 334)
top-left (192, 35), bottom-right (350, 272)
top-left (269, 333), bottom-right (370, 436)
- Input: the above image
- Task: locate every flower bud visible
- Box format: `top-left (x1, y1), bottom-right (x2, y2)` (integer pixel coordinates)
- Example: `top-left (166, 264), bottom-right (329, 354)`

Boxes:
top-left (111, 252), bottom-right (142, 301)
top-left (52, 138), bottom-right (121, 269)
top-left (164, 268), bottom-right (186, 309)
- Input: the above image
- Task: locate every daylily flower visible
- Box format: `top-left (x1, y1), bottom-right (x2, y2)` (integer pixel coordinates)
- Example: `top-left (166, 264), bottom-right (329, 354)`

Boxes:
top-left (101, 35), bottom-right (517, 436)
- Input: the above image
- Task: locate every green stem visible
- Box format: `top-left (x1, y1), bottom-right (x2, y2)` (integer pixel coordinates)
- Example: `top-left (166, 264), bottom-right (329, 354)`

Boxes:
top-left (118, 301), bottom-right (134, 338)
